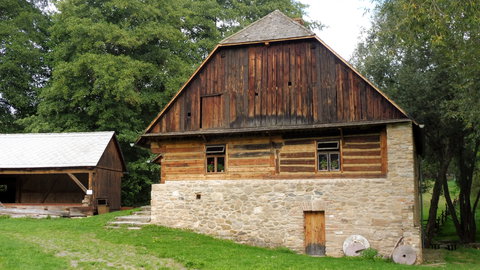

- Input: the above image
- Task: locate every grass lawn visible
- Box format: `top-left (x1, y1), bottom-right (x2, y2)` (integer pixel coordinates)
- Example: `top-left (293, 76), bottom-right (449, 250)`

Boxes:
top-left (1, 210), bottom-right (480, 269)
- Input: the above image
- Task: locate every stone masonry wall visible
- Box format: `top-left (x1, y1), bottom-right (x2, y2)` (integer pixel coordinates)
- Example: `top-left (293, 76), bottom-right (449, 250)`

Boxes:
top-left (151, 122), bottom-right (422, 260)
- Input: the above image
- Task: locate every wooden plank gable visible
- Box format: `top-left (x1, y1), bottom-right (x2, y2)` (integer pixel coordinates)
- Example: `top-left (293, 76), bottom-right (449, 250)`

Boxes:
top-left (145, 38), bottom-right (409, 137)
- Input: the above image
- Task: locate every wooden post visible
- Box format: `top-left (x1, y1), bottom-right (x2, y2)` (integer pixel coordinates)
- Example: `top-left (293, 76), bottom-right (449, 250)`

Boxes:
top-left (380, 128), bottom-right (388, 174)
top-left (88, 172), bottom-right (93, 190)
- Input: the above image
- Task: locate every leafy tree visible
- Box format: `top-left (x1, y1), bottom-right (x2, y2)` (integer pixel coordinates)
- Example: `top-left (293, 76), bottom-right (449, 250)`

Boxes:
top-left (180, 0), bottom-right (321, 59)
top-left (22, 0), bottom-right (314, 205)
top-left (0, 0), bottom-right (50, 133)
top-left (353, 0), bottom-right (480, 244)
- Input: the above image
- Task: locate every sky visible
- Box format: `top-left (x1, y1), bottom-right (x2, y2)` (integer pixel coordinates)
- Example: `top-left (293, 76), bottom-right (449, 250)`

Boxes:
top-left (299, 0), bottom-right (375, 60)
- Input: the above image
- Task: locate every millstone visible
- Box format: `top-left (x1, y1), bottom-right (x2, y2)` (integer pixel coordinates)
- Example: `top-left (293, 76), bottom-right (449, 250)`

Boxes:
top-left (344, 242), bottom-right (366, 256)
top-left (392, 245), bottom-right (416, 265)
top-left (342, 235), bottom-right (370, 256)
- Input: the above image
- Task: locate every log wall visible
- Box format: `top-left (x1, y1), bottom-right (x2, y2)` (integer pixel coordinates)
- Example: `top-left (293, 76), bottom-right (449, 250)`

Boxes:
top-left (153, 128), bottom-right (387, 181)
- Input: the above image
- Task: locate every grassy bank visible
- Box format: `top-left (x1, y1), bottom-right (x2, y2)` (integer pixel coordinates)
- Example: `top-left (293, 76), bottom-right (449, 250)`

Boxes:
top-left (1, 210), bottom-right (480, 269)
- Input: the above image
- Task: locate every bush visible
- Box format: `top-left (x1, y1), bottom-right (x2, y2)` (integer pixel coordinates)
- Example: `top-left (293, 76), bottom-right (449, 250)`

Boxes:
top-left (360, 248), bottom-right (378, 260)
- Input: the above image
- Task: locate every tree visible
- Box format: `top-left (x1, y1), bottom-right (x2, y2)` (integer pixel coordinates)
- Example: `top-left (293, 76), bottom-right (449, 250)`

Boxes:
top-left (22, 0), bottom-right (315, 205)
top-left (0, 0), bottom-right (50, 133)
top-left (353, 0), bottom-right (480, 244)
top-left (180, 0), bottom-right (320, 59)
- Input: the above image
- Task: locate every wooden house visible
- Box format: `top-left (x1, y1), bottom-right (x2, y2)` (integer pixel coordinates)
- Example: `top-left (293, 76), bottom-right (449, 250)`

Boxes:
top-left (138, 11), bottom-right (423, 261)
top-left (0, 131), bottom-right (125, 216)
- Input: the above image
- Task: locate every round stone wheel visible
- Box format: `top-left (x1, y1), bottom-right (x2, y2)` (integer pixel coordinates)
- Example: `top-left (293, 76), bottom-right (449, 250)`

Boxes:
top-left (342, 235), bottom-right (370, 256)
top-left (344, 242), bottom-right (366, 256)
top-left (392, 245), bottom-right (417, 265)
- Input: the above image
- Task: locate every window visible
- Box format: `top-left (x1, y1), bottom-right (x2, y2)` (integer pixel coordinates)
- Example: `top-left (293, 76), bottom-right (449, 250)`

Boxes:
top-left (317, 141), bottom-right (340, 172)
top-left (206, 144), bottom-right (226, 173)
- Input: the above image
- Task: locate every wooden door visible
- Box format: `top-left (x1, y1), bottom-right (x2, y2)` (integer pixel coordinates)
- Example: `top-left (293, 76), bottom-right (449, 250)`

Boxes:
top-left (201, 95), bottom-right (223, 129)
top-left (304, 211), bottom-right (326, 256)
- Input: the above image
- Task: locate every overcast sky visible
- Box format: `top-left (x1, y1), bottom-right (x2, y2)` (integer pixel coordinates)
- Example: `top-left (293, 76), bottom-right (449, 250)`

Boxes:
top-left (299, 0), bottom-right (375, 60)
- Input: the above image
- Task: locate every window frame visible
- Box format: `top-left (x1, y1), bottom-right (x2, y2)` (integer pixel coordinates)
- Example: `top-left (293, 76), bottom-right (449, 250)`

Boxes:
top-left (205, 144), bottom-right (226, 174)
top-left (316, 140), bottom-right (341, 172)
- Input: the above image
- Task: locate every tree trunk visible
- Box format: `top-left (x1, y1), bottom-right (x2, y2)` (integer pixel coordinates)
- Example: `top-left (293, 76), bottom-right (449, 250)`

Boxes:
top-left (448, 139), bottom-right (480, 243)
top-left (425, 146), bottom-right (453, 248)
top-left (425, 176), bottom-right (442, 247)
top-left (442, 172), bottom-right (464, 240)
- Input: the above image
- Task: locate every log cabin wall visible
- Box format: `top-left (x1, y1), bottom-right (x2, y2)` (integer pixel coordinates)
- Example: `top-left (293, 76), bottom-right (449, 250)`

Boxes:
top-left (153, 127), bottom-right (387, 181)
top-left (150, 39), bottom-right (406, 134)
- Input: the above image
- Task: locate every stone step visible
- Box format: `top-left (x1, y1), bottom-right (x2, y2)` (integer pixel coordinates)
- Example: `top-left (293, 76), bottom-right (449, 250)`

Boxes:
top-left (107, 221), bottom-right (150, 227)
top-left (140, 205), bottom-right (151, 211)
top-left (115, 215), bottom-right (150, 222)
top-left (132, 211), bottom-right (151, 216)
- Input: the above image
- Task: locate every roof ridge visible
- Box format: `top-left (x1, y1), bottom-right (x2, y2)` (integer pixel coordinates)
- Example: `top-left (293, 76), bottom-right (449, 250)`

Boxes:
top-left (219, 10), bottom-right (279, 44)
top-left (220, 10), bottom-right (314, 44)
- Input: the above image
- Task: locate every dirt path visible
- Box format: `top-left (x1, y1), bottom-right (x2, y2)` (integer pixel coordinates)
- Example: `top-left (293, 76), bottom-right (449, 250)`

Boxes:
top-left (6, 231), bottom-right (186, 270)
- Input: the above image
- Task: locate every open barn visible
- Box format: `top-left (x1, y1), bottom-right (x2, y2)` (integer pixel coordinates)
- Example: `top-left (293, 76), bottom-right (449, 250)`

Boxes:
top-left (0, 131), bottom-right (125, 217)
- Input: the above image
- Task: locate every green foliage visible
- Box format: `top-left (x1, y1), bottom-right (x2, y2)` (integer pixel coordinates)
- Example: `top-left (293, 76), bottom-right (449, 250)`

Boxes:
top-left (0, 0), bottom-right (50, 132)
top-left (353, 0), bottom-right (480, 243)
top-left (360, 247), bottom-right (379, 260)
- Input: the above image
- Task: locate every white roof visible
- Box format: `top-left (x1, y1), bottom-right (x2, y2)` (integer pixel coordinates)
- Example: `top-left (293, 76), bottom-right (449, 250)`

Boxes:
top-left (0, 131), bottom-right (116, 169)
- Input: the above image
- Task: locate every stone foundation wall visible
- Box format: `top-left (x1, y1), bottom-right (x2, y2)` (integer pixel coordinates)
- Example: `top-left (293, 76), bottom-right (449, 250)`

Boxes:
top-left (151, 122), bottom-right (422, 261)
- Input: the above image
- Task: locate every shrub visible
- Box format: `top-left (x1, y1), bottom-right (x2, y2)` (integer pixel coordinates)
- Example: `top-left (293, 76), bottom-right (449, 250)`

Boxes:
top-left (360, 248), bottom-right (378, 260)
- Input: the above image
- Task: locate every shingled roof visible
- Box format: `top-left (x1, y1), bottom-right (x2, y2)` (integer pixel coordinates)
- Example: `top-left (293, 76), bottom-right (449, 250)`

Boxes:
top-left (220, 10), bottom-right (315, 44)
top-left (0, 131), bottom-right (121, 169)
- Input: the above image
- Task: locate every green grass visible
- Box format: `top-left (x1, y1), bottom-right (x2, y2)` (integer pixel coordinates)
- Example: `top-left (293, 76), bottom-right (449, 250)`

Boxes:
top-left (0, 211), bottom-right (479, 269)
top-left (0, 231), bottom-right (68, 269)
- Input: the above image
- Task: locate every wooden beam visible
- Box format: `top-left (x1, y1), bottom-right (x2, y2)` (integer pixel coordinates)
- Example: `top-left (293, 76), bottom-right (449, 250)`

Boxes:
top-left (141, 119), bottom-right (412, 139)
top-left (218, 36), bottom-right (316, 47)
top-left (95, 166), bottom-right (124, 173)
top-left (88, 172), bottom-right (93, 190)
top-left (67, 173), bottom-right (87, 193)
